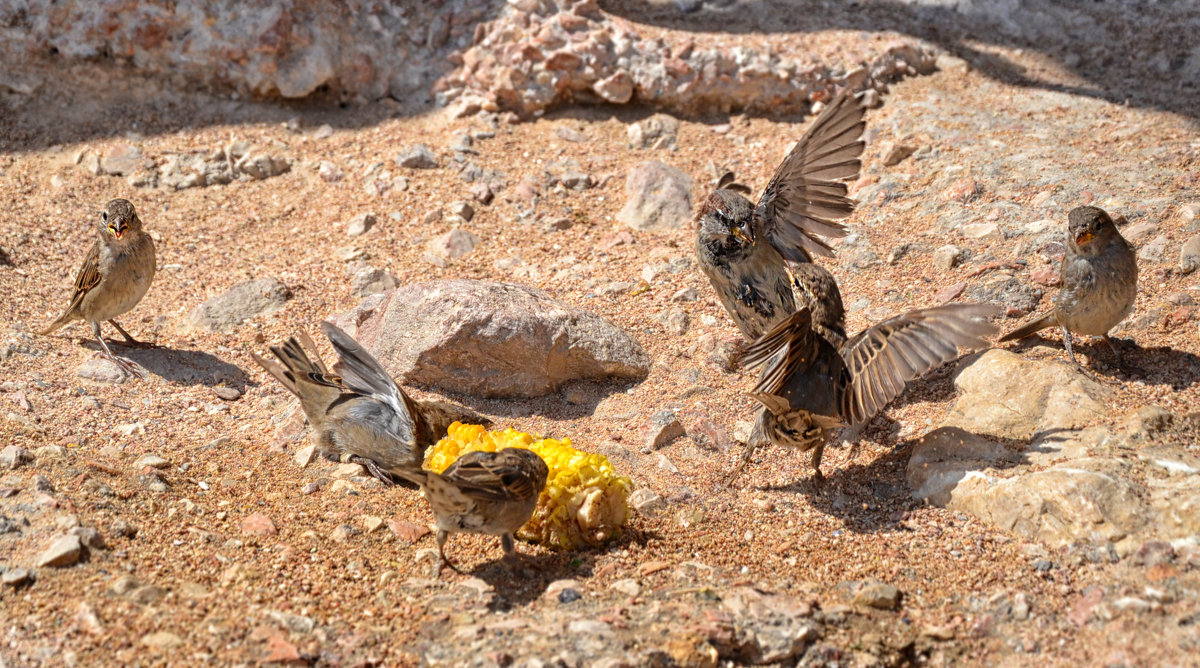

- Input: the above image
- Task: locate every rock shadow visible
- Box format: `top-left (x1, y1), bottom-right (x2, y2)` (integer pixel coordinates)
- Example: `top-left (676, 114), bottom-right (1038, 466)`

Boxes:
top-left (435, 378), bottom-right (645, 423)
top-left (1001, 336), bottom-right (1200, 391)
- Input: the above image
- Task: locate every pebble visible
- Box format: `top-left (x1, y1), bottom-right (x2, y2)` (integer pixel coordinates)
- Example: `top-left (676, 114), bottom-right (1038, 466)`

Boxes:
top-left (1030, 266), bottom-right (1060, 286)
top-left (853, 582), bottom-right (901, 610)
top-left (395, 144), bottom-right (438, 169)
top-left (109, 518), bottom-right (138, 538)
top-left (881, 143), bottom-right (917, 167)
top-left (76, 358), bottom-right (128, 384)
top-left (1123, 221), bottom-right (1158, 243)
top-left (347, 212), bottom-right (378, 237)
top-left (135, 454), bottom-right (170, 469)
top-left (932, 244), bottom-right (963, 270)
top-left (388, 517), bottom-right (431, 543)
top-left (294, 444), bottom-right (317, 467)
top-left (2, 567), bottom-right (31, 587)
top-left (1138, 234), bottom-right (1169, 263)
top-left (0, 445), bottom-right (32, 470)
top-left (301, 482), bottom-right (320, 495)
top-left (330, 524), bottom-right (360, 542)
top-left (37, 534), bottom-right (84, 567)
top-left (671, 287), bottom-right (698, 302)
top-left (642, 410), bottom-right (685, 451)
top-left (141, 632), bottom-right (182, 649)
top-left (240, 513), bottom-right (277, 536)
top-left (610, 579), bottom-right (641, 597)
top-left (361, 515), bottom-right (385, 533)
top-left (427, 228), bottom-right (480, 261)
top-left (959, 222), bottom-right (1000, 240)
top-left (657, 309), bottom-right (689, 336)
top-left (1178, 235), bottom-right (1200, 274)
top-left (1133, 540), bottom-right (1175, 566)
top-left (940, 178), bottom-right (979, 203)
top-left (628, 488), bottom-right (666, 516)
top-left (318, 161), bottom-right (344, 182)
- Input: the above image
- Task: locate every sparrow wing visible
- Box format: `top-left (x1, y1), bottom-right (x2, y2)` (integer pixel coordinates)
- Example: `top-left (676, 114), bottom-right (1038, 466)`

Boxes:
top-left (67, 241), bottom-right (103, 312)
top-left (755, 91), bottom-right (866, 262)
top-left (441, 449), bottom-right (547, 502)
top-left (839, 303), bottom-right (1002, 426)
top-left (320, 321), bottom-right (418, 421)
top-left (737, 307), bottom-right (824, 396)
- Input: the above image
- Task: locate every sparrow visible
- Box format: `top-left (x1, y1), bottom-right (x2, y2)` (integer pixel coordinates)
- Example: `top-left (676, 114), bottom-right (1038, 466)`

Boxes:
top-left (395, 447), bottom-right (548, 573)
top-left (736, 267), bottom-right (1001, 482)
top-left (252, 322), bottom-right (490, 485)
top-left (696, 91), bottom-right (866, 341)
top-left (1000, 206), bottom-right (1137, 367)
top-left (41, 199), bottom-right (156, 377)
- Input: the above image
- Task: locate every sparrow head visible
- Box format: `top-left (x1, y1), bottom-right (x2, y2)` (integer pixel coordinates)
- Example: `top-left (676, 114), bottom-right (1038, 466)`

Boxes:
top-left (100, 198), bottom-right (142, 242)
top-left (697, 189), bottom-right (756, 252)
top-left (747, 398), bottom-right (838, 453)
top-left (1066, 205), bottom-right (1116, 254)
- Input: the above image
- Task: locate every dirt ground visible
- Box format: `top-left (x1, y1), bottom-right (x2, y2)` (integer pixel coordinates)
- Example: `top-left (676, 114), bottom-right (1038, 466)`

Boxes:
top-left (2, 8), bottom-right (1200, 666)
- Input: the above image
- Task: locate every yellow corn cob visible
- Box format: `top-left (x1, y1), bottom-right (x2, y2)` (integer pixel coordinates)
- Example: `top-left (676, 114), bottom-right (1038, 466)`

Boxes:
top-left (424, 423), bottom-right (633, 550)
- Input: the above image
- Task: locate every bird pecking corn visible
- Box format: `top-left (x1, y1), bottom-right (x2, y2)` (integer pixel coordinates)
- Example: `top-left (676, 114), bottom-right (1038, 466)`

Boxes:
top-left (424, 423), bottom-right (633, 550)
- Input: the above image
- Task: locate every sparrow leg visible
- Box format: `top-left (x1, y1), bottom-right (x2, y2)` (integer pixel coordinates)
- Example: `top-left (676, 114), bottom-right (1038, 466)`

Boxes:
top-left (92, 321), bottom-right (144, 378)
top-left (107, 319), bottom-right (155, 348)
top-left (350, 455), bottom-right (399, 485)
top-left (810, 442), bottom-right (826, 484)
top-left (437, 530), bottom-right (464, 574)
top-left (722, 439), bottom-right (758, 489)
top-left (1060, 326), bottom-right (1078, 366)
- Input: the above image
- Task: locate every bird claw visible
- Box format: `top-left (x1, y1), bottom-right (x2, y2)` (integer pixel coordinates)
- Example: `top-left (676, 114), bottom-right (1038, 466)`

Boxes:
top-left (721, 440), bottom-right (758, 490)
top-left (351, 456), bottom-right (400, 486)
top-left (107, 353), bottom-right (146, 379)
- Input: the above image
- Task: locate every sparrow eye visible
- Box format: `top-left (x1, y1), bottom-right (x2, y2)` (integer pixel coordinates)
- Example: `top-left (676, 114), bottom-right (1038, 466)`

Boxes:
top-left (101, 211), bottom-right (108, 222)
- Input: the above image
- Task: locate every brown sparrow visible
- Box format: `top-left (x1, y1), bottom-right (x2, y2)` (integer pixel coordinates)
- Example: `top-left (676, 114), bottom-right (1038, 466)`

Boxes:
top-left (396, 447), bottom-right (548, 573)
top-left (696, 92), bottom-right (867, 340)
top-left (737, 268), bottom-right (1001, 482)
top-left (252, 322), bottom-right (489, 485)
top-left (41, 199), bottom-right (156, 377)
top-left (1000, 206), bottom-right (1137, 367)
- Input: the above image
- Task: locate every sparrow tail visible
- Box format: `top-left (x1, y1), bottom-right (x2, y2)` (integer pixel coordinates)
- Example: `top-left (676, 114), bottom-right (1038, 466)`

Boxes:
top-left (39, 311), bottom-right (75, 336)
top-left (998, 310), bottom-right (1056, 343)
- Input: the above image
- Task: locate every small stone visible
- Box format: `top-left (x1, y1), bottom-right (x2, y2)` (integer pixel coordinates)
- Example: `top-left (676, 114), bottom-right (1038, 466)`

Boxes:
top-left (1134, 540), bottom-right (1175, 566)
top-left (361, 515), bottom-right (385, 533)
top-left (921, 625), bottom-right (955, 640)
top-left (38, 534), bottom-right (84, 567)
top-left (1139, 235), bottom-right (1169, 263)
top-left (301, 482), bottom-right (320, 495)
top-left (141, 632), bottom-right (182, 649)
top-left (332, 462), bottom-right (365, 478)
top-left (427, 228), bottom-right (480, 261)
top-left (212, 386), bottom-right (242, 401)
top-left (129, 584), bottom-right (167, 605)
top-left (854, 582), bottom-right (901, 610)
top-left (76, 358), bottom-right (128, 384)
top-left (935, 53), bottom-right (970, 74)
top-left (294, 444), bottom-right (317, 468)
top-left (138, 472), bottom-right (168, 492)
top-left (940, 178), bottom-right (979, 203)
top-left (610, 579), bottom-right (641, 597)
top-left (330, 524), bottom-right (360, 542)
top-left (643, 410), bottom-right (685, 450)
top-left (1123, 222), bottom-right (1158, 243)
top-left (960, 222), bottom-right (1000, 239)
top-left (109, 574), bottom-right (142, 596)
top-left (0, 445), bottom-right (32, 470)
top-left (1179, 236), bottom-right (1200, 274)
top-left (881, 143), bottom-right (917, 167)
top-left (395, 144), bottom-right (438, 169)
top-left (671, 287), bottom-right (698, 302)
top-left (241, 513), bottom-right (277, 536)
top-left (70, 526), bottom-right (107, 551)
top-left (1030, 266), bottom-right (1060, 286)
top-left (593, 71), bottom-right (634, 104)
top-left (932, 245), bottom-right (963, 270)
top-left (318, 161), bottom-right (344, 183)
top-left (2, 567), bottom-right (31, 587)
top-left (657, 309), bottom-right (689, 336)
top-left (628, 488), bottom-right (666, 516)
top-left (347, 213), bottom-right (378, 237)
top-left (448, 201), bottom-right (475, 222)
top-left (135, 454), bottom-right (170, 469)
top-left (388, 517), bottom-right (431, 544)
top-left (109, 519), bottom-right (137, 538)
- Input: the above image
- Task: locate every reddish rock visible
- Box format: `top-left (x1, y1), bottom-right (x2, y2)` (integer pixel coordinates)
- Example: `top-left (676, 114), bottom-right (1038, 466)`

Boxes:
top-left (935, 281), bottom-right (967, 304)
top-left (241, 513), bottom-right (277, 537)
top-left (1030, 267), bottom-right (1061, 286)
top-left (940, 178), bottom-right (979, 203)
top-left (389, 517), bottom-right (431, 544)
top-left (1069, 586), bottom-right (1104, 626)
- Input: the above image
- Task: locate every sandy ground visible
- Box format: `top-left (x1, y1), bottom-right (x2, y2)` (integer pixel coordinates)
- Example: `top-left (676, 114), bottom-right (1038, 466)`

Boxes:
top-left (2, 17), bottom-right (1199, 667)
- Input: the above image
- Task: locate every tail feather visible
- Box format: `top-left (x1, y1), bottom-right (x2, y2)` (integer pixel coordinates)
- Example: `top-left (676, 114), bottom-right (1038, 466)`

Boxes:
top-left (39, 310), bottom-right (76, 336)
top-left (998, 311), bottom-right (1057, 343)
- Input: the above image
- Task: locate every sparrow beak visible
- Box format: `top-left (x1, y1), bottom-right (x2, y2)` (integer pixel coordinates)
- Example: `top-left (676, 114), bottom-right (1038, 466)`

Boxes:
top-left (732, 226), bottom-right (754, 245)
top-left (1073, 230), bottom-right (1095, 246)
top-left (109, 220), bottom-right (128, 240)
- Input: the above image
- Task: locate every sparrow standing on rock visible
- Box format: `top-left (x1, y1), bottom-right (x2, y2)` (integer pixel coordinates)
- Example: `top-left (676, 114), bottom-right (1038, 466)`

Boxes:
top-left (736, 277), bottom-right (1002, 482)
top-left (395, 447), bottom-right (548, 573)
top-left (1000, 206), bottom-right (1137, 367)
top-left (41, 199), bottom-right (156, 377)
top-left (252, 322), bottom-right (489, 484)
top-left (696, 92), bottom-right (866, 340)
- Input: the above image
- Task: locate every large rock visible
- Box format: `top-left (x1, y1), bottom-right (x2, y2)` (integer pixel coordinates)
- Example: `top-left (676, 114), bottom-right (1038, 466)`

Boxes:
top-left (186, 278), bottom-right (291, 332)
top-left (332, 280), bottom-right (650, 398)
top-left (617, 161), bottom-right (694, 232)
top-left (907, 349), bottom-right (1200, 555)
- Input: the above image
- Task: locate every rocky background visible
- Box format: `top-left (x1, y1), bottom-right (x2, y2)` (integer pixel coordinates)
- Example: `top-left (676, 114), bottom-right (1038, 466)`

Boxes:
top-left (2, 0), bottom-right (1200, 666)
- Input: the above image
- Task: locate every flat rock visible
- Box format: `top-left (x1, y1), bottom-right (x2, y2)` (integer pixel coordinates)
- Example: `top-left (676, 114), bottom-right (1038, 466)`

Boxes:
top-left (395, 144), bottom-right (438, 169)
top-left (332, 280), bottom-right (649, 398)
top-left (0, 445), bottom-right (32, 470)
top-left (617, 161), bottom-right (693, 232)
top-left (76, 358), bottom-right (128, 384)
top-left (908, 349), bottom-right (1200, 555)
top-left (38, 534), bottom-right (84, 567)
top-left (932, 244), bottom-right (963, 270)
top-left (185, 278), bottom-right (290, 332)
top-left (240, 513), bottom-right (277, 536)
top-left (427, 228), bottom-right (479, 261)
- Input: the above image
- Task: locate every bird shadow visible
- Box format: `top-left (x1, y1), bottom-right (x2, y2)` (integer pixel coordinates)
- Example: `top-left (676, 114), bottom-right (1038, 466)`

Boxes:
top-left (439, 378), bottom-right (645, 423)
top-left (740, 425), bottom-right (1053, 534)
top-left (1002, 336), bottom-right (1200, 391)
top-left (96, 344), bottom-right (249, 389)
top-left (467, 527), bottom-right (660, 611)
